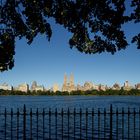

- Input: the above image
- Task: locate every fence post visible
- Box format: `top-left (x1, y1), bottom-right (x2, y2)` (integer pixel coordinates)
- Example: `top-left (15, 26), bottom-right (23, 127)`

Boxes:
top-left (122, 108), bottom-right (124, 139)
top-left (55, 108), bottom-right (57, 140)
top-left (110, 104), bottom-right (112, 140)
top-left (5, 108), bottom-right (7, 140)
top-left (139, 108), bottom-right (140, 140)
top-left (134, 108), bottom-right (136, 139)
top-left (11, 108), bottom-right (13, 139)
top-left (36, 108), bottom-right (39, 140)
top-left (30, 108), bottom-right (32, 139)
top-left (128, 107), bottom-right (130, 139)
top-left (49, 108), bottom-right (51, 139)
top-left (17, 108), bottom-right (19, 140)
top-left (92, 108), bottom-right (94, 139)
top-left (98, 108), bottom-right (100, 139)
top-left (80, 108), bottom-right (82, 140)
top-left (74, 108), bottom-right (76, 140)
top-left (23, 104), bottom-right (26, 140)
top-left (43, 108), bottom-right (45, 140)
top-left (86, 108), bottom-right (88, 140)
top-left (68, 108), bottom-right (70, 140)
top-left (104, 108), bottom-right (106, 139)
top-left (61, 108), bottom-right (63, 140)
top-left (139, 107), bottom-right (140, 140)
top-left (116, 108), bottom-right (118, 140)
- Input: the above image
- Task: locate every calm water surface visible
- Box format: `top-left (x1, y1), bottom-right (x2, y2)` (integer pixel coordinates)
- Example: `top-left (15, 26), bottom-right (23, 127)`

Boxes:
top-left (0, 95), bottom-right (140, 109)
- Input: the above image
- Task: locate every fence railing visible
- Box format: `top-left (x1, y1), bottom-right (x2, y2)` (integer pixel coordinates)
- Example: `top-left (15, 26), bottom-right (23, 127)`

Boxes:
top-left (0, 105), bottom-right (140, 139)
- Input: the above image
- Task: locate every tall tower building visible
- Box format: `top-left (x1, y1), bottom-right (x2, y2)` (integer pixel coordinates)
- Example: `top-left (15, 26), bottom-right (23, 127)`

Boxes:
top-left (124, 81), bottom-right (129, 87)
top-left (69, 73), bottom-right (75, 92)
top-left (62, 74), bottom-right (67, 91)
top-left (123, 81), bottom-right (133, 91)
top-left (62, 73), bottom-right (76, 92)
top-left (64, 74), bottom-right (67, 86)
top-left (31, 81), bottom-right (37, 91)
top-left (53, 84), bottom-right (59, 92)
top-left (70, 73), bottom-right (74, 86)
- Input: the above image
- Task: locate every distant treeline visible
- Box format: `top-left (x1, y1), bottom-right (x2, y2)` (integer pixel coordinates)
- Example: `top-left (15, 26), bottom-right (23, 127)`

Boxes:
top-left (0, 89), bottom-right (140, 96)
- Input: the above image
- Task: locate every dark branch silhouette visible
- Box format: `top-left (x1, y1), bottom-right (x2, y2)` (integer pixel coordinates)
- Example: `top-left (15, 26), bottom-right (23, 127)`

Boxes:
top-left (0, 0), bottom-right (140, 71)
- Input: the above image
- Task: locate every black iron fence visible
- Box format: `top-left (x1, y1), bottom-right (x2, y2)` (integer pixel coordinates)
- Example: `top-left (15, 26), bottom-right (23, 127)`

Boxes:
top-left (0, 105), bottom-right (140, 139)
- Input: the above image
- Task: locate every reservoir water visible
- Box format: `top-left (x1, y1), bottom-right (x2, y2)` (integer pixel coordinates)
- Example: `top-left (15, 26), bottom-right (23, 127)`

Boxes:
top-left (0, 95), bottom-right (140, 109)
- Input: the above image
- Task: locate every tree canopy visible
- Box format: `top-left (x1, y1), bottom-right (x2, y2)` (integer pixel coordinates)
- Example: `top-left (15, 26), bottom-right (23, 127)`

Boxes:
top-left (0, 0), bottom-right (140, 71)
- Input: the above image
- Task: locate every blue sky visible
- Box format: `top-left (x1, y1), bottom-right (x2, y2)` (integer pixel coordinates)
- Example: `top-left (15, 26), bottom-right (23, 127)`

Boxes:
top-left (0, 18), bottom-right (140, 88)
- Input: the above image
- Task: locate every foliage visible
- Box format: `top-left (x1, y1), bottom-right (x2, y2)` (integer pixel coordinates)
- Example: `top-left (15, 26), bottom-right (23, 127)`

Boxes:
top-left (0, 0), bottom-right (140, 71)
top-left (1, 89), bottom-right (140, 96)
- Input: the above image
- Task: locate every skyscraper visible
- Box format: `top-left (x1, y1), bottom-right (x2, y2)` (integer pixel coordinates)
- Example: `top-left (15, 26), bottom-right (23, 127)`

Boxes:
top-left (70, 73), bottom-right (74, 86)
top-left (31, 81), bottom-right (37, 91)
top-left (62, 74), bottom-right (67, 92)
top-left (53, 84), bottom-right (59, 92)
top-left (64, 74), bottom-right (67, 86)
top-left (62, 74), bottom-right (76, 92)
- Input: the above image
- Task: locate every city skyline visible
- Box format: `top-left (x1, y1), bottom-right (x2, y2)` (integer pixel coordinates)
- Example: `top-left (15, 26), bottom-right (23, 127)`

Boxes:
top-left (0, 73), bottom-right (140, 90)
